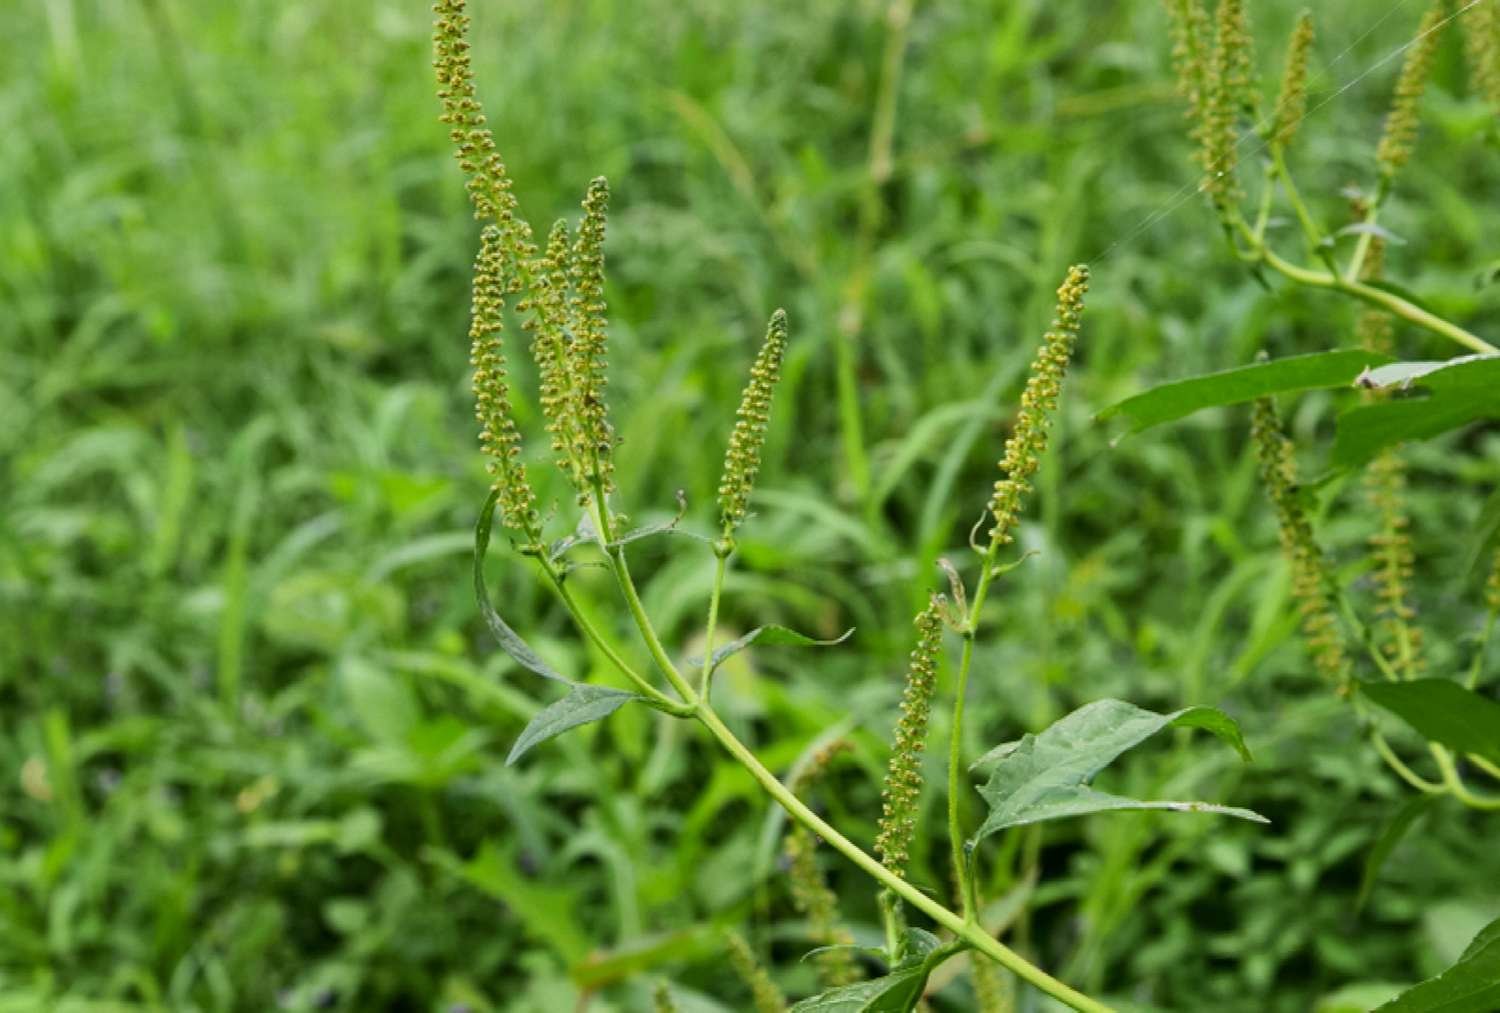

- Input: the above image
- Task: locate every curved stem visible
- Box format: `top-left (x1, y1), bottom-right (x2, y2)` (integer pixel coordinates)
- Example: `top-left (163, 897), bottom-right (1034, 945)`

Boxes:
top-left (693, 704), bottom-right (1112, 1013)
top-left (1431, 743), bottom-right (1500, 809)
top-left (1230, 216), bottom-right (1498, 355)
top-left (1370, 731), bottom-right (1444, 794)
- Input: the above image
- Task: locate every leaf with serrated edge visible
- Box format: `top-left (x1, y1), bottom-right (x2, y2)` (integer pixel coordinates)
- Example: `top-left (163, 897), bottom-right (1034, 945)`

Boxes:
top-left (1376, 915), bottom-right (1500, 1012)
top-left (506, 683), bottom-right (638, 765)
top-left (970, 700), bottom-right (1264, 845)
top-left (475, 488), bottom-right (570, 683)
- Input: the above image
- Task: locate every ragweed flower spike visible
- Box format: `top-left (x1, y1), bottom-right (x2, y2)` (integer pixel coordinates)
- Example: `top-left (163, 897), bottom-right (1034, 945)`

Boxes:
top-left (1376, 3), bottom-right (1447, 184)
top-left (874, 596), bottom-right (945, 877)
top-left (1465, 0), bottom-right (1500, 111)
top-left (1164, 0), bottom-right (1213, 133)
top-left (1199, 0), bottom-right (1255, 209)
top-left (1250, 396), bottom-right (1349, 689)
top-left (718, 309), bottom-right (789, 546)
top-left (525, 219), bottom-right (589, 490)
top-left (1487, 548), bottom-right (1500, 615)
top-left (432, 0), bottom-right (536, 265)
top-left (1270, 12), bottom-right (1314, 149)
top-left (471, 225), bottom-right (539, 538)
top-left (568, 177), bottom-right (616, 503)
top-left (724, 931), bottom-right (788, 1013)
top-left (987, 265), bottom-right (1089, 546)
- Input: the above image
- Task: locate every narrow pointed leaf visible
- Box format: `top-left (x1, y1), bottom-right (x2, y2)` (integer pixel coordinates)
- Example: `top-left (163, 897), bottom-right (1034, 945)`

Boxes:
top-left (1375, 915), bottom-right (1500, 1012)
top-left (475, 488), bottom-right (569, 683)
top-left (971, 700), bottom-right (1264, 845)
top-left (1097, 350), bottom-right (1392, 434)
top-left (507, 683), bottom-right (639, 765)
top-left (1359, 680), bottom-right (1500, 766)
top-left (704, 625), bottom-right (854, 673)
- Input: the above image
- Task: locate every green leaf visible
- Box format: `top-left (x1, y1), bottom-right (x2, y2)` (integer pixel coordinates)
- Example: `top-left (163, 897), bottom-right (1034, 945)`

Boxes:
top-left (1359, 680), bottom-right (1500, 767)
top-left (970, 700), bottom-right (1266, 845)
top-left (1375, 916), bottom-right (1500, 1012)
top-left (1096, 350), bottom-right (1392, 435)
top-left (1333, 357), bottom-right (1500, 468)
top-left (507, 683), bottom-right (639, 765)
top-left (790, 933), bottom-right (959, 1013)
top-left (475, 488), bottom-right (570, 683)
top-left (1357, 794), bottom-right (1437, 912)
top-left (704, 624), bottom-right (854, 673)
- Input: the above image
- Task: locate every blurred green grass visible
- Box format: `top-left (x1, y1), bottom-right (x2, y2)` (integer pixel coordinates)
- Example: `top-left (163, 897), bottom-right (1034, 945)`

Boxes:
top-left (2, 0), bottom-right (1499, 1010)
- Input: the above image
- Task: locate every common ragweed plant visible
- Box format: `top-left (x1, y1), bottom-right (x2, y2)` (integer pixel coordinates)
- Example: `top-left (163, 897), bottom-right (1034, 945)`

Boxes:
top-left (1108, 2), bottom-right (1500, 813)
top-left (437, 2), bottom-right (1265, 1009)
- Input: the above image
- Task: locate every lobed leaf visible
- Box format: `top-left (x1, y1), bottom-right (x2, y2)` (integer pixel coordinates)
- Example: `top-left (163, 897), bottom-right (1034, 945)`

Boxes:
top-left (1359, 680), bottom-right (1500, 767)
top-left (1097, 350), bottom-right (1392, 435)
top-left (970, 700), bottom-right (1265, 845)
top-left (1333, 356), bottom-right (1500, 468)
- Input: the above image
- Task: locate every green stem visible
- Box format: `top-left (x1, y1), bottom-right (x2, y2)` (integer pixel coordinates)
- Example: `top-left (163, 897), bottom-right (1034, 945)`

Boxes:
top-left (537, 559), bottom-right (689, 714)
top-left (1345, 178), bottom-right (1390, 284)
top-left (1230, 216), bottom-right (1498, 355)
top-left (1431, 743), bottom-right (1500, 809)
top-left (608, 544), bottom-right (700, 707)
top-left (1370, 731), bottom-right (1444, 794)
top-left (693, 705), bottom-right (1112, 1013)
top-left (699, 551), bottom-right (729, 696)
top-left (1270, 147), bottom-right (1336, 272)
top-left (947, 539), bottom-right (1008, 922)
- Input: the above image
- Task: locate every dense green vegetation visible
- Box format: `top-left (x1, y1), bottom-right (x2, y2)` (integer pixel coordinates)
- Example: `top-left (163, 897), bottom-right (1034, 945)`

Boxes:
top-left (3, 1), bottom-right (1498, 1010)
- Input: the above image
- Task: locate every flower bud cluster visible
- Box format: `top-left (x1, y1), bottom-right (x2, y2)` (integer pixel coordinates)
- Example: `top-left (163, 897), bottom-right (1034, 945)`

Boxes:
top-left (987, 266), bottom-right (1089, 545)
top-left (874, 597), bottom-right (945, 877)
top-left (718, 310), bottom-right (789, 538)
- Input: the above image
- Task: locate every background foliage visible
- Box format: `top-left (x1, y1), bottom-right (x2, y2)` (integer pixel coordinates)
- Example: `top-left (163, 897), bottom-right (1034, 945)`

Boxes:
top-left (3, 0), bottom-right (1498, 1010)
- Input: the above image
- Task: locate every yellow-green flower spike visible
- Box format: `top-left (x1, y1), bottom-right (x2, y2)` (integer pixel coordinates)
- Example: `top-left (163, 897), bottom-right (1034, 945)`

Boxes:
top-left (1164, 0), bottom-right (1213, 134)
top-left (432, 0), bottom-right (536, 266)
top-left (568, 177), bottom-right (616, 501)
top-left (470, 225), bottom-right (539, 537)
top-left (1366, 449), bottom-right (1424, 676)
top-left (1271, 11), bottom-right (1315, 149)
top-left (652, 982), bottom-right (677, 1013)
top-left (987, 265), bottom-right (1089, 545)
top-left (1465, 0), bottom-right (1500, 111)
top-left (718, 309), bottom-right (790, 541)
top-left (1251, 397), bottom-right (1349, 690)
top-left (874, 596), bottom-right (944, 877)
top-left (1200, 0), bottom-right (1255, 209)
top-left (724, 932), bottom-right (788, 1013)
top-left (1376, 4), bottom-right (1447, 183)
top-left (523, 219), bottom-right (587, 491)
